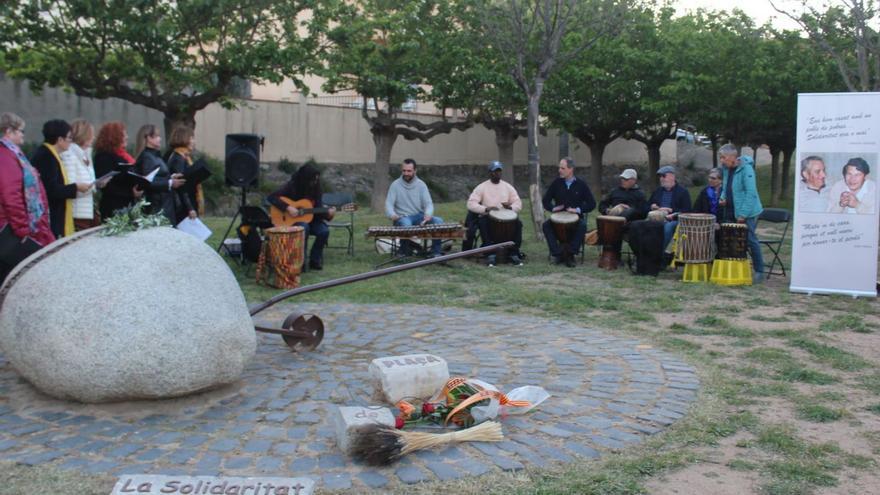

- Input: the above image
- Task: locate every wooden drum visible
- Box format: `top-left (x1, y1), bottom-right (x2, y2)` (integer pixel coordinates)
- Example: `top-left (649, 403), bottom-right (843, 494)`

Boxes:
top-left (488, 208), bottom-right (518, 243)
top-left (550, 212), bottom-right (579, 244)
top-left (488, 208), bottom-right (517, 261)
top-left (677, 213), bottom-right (715, 264)
top-left (256, 226), bottom-right (305, 289)
top-left (718, 223), bottom-right (748, 260)
top-left (597, 215), bottom-right (626, 270)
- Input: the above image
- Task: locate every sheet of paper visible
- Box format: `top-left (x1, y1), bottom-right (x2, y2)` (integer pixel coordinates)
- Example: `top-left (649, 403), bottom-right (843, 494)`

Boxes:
top-left (176, 217), bottom-right (212, 242)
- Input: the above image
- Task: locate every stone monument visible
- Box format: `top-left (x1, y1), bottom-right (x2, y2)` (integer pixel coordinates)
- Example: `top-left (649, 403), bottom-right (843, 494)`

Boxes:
top-left (0, 227), bottom-right (256, 402)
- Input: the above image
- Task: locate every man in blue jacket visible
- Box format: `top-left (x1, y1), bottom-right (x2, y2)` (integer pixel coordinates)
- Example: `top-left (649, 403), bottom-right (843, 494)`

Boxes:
top-left (542, 157), bottom-right (596, 267)
top-left (648, 165), bottom-right (692, 249)
top-left (719, 144), bottom-right (764, 283)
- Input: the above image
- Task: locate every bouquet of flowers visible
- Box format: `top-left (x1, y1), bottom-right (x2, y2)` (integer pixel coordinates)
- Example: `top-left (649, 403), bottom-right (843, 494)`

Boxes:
top-left (395, 377), bottom-right (547, 428)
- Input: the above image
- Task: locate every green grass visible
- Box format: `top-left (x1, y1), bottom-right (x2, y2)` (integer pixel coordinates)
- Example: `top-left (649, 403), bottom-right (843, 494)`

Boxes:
top-left (796, 404), bottom-right (845, 423)
top-left (787, 337), bottom-right (869, 371)
top-left (820, 315), bottom-right (872, 333)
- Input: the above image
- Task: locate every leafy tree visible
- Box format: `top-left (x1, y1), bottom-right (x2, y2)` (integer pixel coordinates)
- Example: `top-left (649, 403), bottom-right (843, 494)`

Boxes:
top-left (771, 0), bottom-right (880, 92)
top-left (320, 0), bottom-right (474, 212)
top-left (480, 0), bottom-right (622, 238)
top-left (751, 30), bottom-right (844, 204)
top-left (0, 0), bottom-right (328, 136)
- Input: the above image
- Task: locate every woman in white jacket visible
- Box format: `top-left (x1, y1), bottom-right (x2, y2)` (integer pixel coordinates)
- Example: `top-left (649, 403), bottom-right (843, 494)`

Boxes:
top-left (61, 119), bottom-right (97, 230)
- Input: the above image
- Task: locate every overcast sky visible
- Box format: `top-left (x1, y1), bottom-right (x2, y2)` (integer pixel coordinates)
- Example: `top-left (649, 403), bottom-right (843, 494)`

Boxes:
top-left (673, 0), bottom-right (808, 30)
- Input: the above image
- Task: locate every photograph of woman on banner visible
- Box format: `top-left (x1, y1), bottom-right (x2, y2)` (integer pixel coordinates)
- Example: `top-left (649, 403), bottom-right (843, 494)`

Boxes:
top-left (827, 157), bottom-right (876, 214)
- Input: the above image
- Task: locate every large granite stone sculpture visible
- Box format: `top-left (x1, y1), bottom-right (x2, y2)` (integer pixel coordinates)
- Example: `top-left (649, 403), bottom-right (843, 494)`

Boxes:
top-left (0, 227), bottom-right (256, 403)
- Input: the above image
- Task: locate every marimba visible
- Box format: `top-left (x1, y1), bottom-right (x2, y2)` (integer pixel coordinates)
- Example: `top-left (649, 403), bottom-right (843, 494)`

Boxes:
top-left (366, 223), bottom-right (465, 266)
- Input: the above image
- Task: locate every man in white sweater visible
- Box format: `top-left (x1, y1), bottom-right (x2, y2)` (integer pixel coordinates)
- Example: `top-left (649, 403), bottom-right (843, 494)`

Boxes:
top-left (385, 159), bottom-right (444, 257)
top-left (466, 161), bottom-right (524, 266)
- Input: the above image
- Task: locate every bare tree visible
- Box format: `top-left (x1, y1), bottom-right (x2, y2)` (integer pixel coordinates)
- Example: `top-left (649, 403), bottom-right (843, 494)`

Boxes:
top-left (482, 0), bottom-right (621, 239)
top-left (770, 0), bottom-right (880, 91)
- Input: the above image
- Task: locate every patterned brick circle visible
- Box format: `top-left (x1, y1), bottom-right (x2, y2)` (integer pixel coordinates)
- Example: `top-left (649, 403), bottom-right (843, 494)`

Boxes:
top-left (0, 304), bottom-right (698, 490)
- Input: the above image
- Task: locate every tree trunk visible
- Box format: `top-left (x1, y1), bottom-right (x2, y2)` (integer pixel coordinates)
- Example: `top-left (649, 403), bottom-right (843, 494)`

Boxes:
top-left (710, 137), bottom-right (719, 169)
top-left (587, 141), bottom-right (607, 197)
top-left (527, 90), bottom-right (544, 241)
top-left (646, 142), bottom-right (661, 188)
top-left (781, 147), bottom-right (794, 200)
top-left (371, 127), bottom-right (397, 213)
top-left (558, 132), bottom-right (570, 162)
top-left (163, 111), bottom-right (197, 139)
top-left (495, 129), bottom-right (516, 186)
top-left (769, 146), bottom-right (781, 207)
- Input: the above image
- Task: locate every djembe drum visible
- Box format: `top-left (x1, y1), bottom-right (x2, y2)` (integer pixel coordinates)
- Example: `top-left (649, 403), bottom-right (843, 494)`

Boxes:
top-left (550, 211), bottom-right (579, 259)
top-left (488, 208), bottom-right (518, 261)
top-left (596, 215), bottom-right (626, 270)
top-left (256, 226), bottom-right (305, 289)
top-left (647, 210), bottom-right (667, 223)
top-left (677, 213), bottom-right (715, 264)
top-left (718, 223), bottom-right (749, 260)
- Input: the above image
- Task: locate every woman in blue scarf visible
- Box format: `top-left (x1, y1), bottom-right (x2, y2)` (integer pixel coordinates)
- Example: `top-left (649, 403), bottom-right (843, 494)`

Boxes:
top-left (694, 168), bottom-right (723, 220)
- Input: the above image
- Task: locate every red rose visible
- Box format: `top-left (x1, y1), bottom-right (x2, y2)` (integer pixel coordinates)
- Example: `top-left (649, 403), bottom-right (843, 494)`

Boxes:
top-left (422, 403), bottom-right (435, 414)
top-left (395, 416), bottom-right (404, 429)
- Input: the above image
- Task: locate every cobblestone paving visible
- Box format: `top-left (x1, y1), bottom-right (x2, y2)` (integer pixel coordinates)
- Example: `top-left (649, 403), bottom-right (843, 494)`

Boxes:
top-left (0, 304), bottom-right (699, 490)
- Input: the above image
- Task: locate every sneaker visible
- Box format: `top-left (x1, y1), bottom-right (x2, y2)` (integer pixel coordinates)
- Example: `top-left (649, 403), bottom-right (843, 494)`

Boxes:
top-left (486, 254), bottom-right (496, 267)
top-left (753, 272), bottom-right (765, 284)
top-left (308, 259), bottom-right (323, 271)
top-left (565, 257), bottom-right (577, 268)
top-left (509, 254), bottom-right (523, 266)
top-left (551, 255), bottom-right (563, 265)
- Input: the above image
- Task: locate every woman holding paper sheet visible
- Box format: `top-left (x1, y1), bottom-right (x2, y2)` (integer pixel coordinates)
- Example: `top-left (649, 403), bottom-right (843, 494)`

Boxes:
top-left (31, 119), bottom-right (93, 238)
top-left (0, 113), bottom-right (54, 283)
top-left (94, 122), bottom-right (142, 221)
top-left (134, 124), bottom-right (187, 223)
top-left (61, 119), bottom-right (98, 230)
top-left (165, 125), bottom-right (199, 224)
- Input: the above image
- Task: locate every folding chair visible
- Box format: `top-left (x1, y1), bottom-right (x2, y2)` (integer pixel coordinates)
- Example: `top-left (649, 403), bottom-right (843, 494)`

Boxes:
top-left (757, 208), bottom-right (791, 279)
top-left (321, 192), bottom-right (355, 256)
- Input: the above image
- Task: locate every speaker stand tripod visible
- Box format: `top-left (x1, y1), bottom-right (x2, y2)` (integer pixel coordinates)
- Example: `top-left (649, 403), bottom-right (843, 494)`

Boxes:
top-left (217, 188), bottom-right (249, 262)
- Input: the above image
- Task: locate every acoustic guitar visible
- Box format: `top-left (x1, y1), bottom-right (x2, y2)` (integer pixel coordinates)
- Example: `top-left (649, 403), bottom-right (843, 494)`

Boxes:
top-left (269, 197), bottom-right (357, 227)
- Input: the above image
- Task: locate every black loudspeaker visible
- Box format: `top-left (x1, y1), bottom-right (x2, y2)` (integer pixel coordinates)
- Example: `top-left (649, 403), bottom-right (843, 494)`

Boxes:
top-left (225, 133), bottom-right (263, 188)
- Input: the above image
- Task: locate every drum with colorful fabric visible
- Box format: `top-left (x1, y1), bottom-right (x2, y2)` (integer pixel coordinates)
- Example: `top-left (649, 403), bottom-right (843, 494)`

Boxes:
top-left (256, 226), bottom-right (305, 289)
top-left (597, 215), bottom-right (626, 270)
top-left (677, 213), bottom-right (715, 264)
top-left (718, 223), bottom-right (748, 260)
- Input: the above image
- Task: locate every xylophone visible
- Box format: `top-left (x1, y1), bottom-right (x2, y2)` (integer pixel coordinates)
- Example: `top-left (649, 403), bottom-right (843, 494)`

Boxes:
top-left (366, 223), bottom-right (466, 239)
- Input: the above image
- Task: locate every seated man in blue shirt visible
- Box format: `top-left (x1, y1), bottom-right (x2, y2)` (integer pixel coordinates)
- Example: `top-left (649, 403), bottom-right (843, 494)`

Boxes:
top-left (542, 157), bottom-right (596, 267)
top-left (648, 165), bottom-right (692, 249)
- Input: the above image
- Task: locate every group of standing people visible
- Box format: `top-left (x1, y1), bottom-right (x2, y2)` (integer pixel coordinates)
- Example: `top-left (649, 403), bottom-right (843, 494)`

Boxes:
top-left (0, 112), bottom-right (204, 282)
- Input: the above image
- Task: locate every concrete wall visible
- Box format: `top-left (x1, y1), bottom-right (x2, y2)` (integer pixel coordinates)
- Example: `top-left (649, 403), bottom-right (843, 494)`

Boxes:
top-left (1, 74), bottom-right (676, 168)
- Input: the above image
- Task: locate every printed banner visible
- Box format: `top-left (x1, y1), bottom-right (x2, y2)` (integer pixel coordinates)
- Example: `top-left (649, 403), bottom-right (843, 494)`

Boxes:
top-left (792, 93), bottom-right (879, 297)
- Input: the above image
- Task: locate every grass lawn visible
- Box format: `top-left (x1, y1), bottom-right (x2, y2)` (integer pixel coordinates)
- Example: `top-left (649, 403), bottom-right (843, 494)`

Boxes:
top-left (3, 166), bottom-right (879, 494)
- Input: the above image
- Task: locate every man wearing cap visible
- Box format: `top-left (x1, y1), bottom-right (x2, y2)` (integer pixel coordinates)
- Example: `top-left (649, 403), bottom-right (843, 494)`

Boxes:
top-left (598, 168), bottom-right (648, 221)
top-left (466, 161), bottom-right (524, 266)
top-left (648, 165), bottom-right (692, 249)
top-left (542, 157), bottom-right (596, 267)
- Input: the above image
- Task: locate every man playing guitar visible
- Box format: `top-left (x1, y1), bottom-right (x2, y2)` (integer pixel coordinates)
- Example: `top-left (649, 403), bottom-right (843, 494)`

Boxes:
top-left (267, 163), bottom-right (335, 270)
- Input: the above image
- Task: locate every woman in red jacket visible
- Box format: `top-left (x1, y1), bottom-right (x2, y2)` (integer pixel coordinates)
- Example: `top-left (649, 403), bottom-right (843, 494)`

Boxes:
top-left (0, 113), bottom-right (54, 283)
